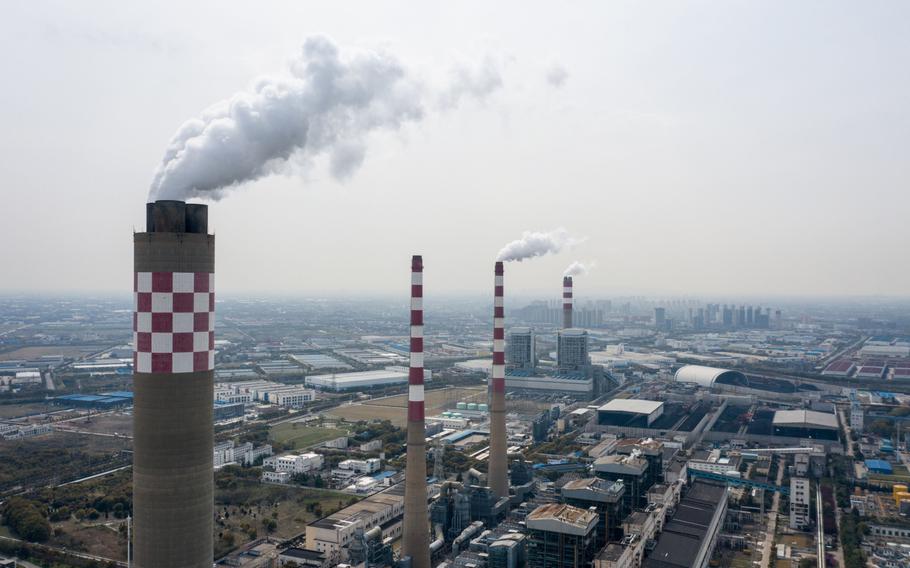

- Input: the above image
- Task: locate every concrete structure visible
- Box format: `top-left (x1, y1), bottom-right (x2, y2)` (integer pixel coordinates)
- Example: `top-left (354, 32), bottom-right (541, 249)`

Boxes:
top-left (526, 503), bottom-right (599, 568)
top-left (401, 255), bottom-right (430, 568)
top-left (506, 327), bottom-right (536, 371)
top-left (505, 371), bottom-right (593, 396)
top-left (789, 477), bottom-right (811, 529)
top-left (557, 329), bottom-right (590, 372)
top-left (563, 276), bottom-right (573, 329)
top-left (488, 261), bottom-right (509, 499)
top-left (133, 200), bottom-right (214, 568)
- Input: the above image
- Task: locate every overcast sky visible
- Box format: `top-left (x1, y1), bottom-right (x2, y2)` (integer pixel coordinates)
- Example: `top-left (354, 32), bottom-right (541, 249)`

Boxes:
top-left (1, 1), bottom-right (908, 298)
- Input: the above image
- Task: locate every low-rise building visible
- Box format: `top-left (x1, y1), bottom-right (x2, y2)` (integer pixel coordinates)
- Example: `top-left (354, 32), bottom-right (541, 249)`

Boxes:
top-left (264, 452), bottom-right (324, 474)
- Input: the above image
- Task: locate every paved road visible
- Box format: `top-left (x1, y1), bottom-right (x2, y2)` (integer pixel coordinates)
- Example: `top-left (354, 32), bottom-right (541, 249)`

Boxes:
top-left (760, 456), bottom-right (785, 567)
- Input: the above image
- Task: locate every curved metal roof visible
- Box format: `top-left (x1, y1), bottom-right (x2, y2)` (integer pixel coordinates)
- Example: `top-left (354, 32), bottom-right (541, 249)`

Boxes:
top-left (674, 365), bottom-right (744, 387)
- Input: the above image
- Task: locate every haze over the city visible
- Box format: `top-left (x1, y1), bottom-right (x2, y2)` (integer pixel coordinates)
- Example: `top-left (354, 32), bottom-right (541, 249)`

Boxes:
top-left (1, 1), bottom-right (908, 297)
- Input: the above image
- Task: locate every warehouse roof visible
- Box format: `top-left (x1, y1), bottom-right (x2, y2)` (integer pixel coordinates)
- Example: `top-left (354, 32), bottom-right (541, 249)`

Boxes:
top-left (598, 399), bottom-right (663, 415)
top-left (772, 409), bottom-right (838, 430)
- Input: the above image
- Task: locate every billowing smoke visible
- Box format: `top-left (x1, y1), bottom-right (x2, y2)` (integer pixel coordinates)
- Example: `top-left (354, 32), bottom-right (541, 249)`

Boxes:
top-left (496, 228), bottom-right (583, 262)
top-left (564, 260), bottom-right (594, 277)
top-left (148, 36), bottom-right (502, 201)
top-left (545, 63), bottom-right (568, 88)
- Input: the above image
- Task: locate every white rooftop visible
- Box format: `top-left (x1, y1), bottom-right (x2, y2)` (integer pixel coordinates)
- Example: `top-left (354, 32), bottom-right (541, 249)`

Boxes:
top-left (598, 399), bottom-right (664, 415)
top-left (772, 409), bottom-right (838, 430)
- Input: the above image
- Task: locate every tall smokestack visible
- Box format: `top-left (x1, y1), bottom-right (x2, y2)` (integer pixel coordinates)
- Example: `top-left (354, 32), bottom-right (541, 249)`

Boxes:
top-left (133, 200), bottom-right (214, 568)
top-left (563, 275), bottom-right (574, 329)
top-left (401, 255), bottom-right (430, 568)
top-left (488, 261), bottom-right (509, 499)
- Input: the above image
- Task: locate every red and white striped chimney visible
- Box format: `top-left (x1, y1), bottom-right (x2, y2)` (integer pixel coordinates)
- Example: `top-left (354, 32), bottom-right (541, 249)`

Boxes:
top-left (488, 261), bottom-right (509, 499)
top-left (563, 275), bottom-right (574, 329)
top-left (401, 255), bottom-right (430, 568)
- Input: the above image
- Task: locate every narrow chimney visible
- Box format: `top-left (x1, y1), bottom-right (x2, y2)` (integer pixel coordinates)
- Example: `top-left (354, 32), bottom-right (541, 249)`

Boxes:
top-left (401, 255), bottom-right (430, 568)
top-left (488, 261), bottom-right (509, 499)
top-left (563, 275), bottom-right (574, 329)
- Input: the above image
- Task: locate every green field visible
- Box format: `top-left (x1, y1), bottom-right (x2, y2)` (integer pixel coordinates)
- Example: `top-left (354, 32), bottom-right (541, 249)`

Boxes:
top-left (269, 423), bottom-right (348, 450)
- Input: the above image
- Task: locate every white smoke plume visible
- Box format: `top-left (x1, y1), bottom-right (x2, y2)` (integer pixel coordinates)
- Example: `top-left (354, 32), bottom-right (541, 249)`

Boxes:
top-left (545, 63), bottom-right (568, 88)
top-left (148, 36), bottom-right (502, 201)
top-left (564, 260), bottom-right (595, 277)
top-left (496, 228), bottom-right (584, 263)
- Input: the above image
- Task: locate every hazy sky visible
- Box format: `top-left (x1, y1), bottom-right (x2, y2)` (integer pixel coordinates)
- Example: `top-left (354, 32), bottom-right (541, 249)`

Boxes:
top-left (1, 1), bottom-right (908, 298)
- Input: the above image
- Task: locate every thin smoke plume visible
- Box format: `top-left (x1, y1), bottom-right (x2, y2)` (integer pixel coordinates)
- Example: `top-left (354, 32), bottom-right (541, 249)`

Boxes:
top-left (564, 260), bottom-right (594, 277)
top-left (496, 228), bottom-right (583, 262)
top-left (148, 36), bottom-right (502, 201)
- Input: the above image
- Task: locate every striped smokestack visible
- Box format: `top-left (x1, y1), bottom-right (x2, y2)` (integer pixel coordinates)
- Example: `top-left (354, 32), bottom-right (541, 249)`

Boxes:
top-left (488, 261), bottom-right (509, 499)
top-left (133, 200), bottom-right (214, 568)
top-left (401, 255), bottom-right (430, 568)
top-left (563, 275), bottom-right (573, 329)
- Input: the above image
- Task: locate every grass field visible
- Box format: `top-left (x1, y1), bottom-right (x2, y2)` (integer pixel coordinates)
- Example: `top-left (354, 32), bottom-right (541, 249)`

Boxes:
top-left (0, 345), bottom-right (99, 361)
top-left (0, 402), bottom-right (54, 419)
top-left (328, 386), bottom-right (487, 427)
top-left (269, 424), bottom-right (348, 449)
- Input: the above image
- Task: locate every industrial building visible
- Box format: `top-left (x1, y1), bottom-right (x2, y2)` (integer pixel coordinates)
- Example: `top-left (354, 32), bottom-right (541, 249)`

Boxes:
top-left (557, 329), bottom-right (590, 372)
top-left (305, 483), bottom-right (406, 559)
top-left (673, 365), bottom-right (749, 389)
top-left (561, 478), bottom-right (627, 548)
top-left (771, 409), bottom-right (839, 441)
top-left (505, 370), bottom-right (594, 397)
top-left (306, 366), bottom-right (428, 391)
top-left (642, 482), bottom-right (727, 568)
top-left (593, 454), bottom-right (652, 510)
top-left (506, 327), bottom-right (537, 371)
top-left (53, 391), bottom-right (134, 409)
top-left (526, 503), bottom-right (600, 568)
top-left (597, 399), bottom-right (664, 428)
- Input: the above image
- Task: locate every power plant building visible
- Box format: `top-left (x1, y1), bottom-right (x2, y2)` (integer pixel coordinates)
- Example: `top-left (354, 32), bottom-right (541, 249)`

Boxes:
top-left (557, 329), bottom-right (590, 372)
top-left (526, 503), bottom-right (600, 568)
top-left (597, 399), bottom-right (664, 428)
top-left (305, 366), bottom-right (427, 391)
top-left (772, 409), bottom-right (839, 441)
top-left (506, 327), bottom-right (536, 371)
top-left (133, 200), bottom-right (215, 568)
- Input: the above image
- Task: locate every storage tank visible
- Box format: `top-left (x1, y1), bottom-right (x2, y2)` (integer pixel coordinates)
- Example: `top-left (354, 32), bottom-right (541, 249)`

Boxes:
top-left (467, 403), bottom-right (478, 411)
top-left (457, 402), bottom-right (467, 410)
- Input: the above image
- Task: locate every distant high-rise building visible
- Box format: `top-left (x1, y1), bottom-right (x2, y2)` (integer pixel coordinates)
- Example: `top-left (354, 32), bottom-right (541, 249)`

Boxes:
top-left (506, 327), bottom-right (536, 371)
top-left (557, 329), bottom-right (589, 372)
top-left (746, 306), bottom-right (754, 326)
top-left (654, 307), bottom-right (666, 329)
top-left (722, 305), bottom-right (733, 326)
